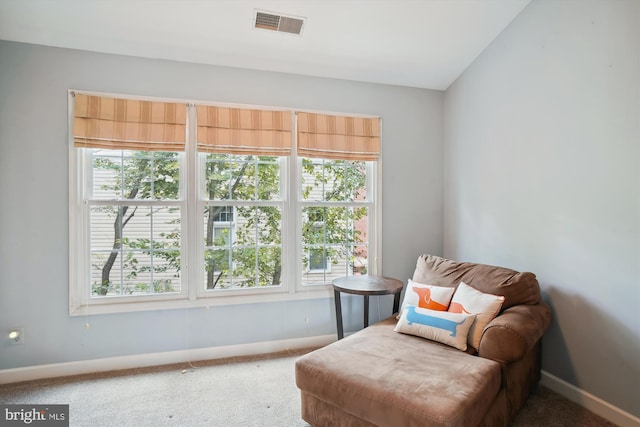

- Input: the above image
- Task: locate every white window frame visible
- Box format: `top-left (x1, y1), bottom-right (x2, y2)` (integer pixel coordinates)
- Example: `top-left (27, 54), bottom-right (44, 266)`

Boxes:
top-left (195, 152), bottom-right (290, 299)
top-left (69, 92), bottom-right (381, 316)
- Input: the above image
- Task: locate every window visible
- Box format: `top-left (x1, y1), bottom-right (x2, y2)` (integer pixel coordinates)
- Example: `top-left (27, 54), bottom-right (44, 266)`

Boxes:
top-left (300, 160), bottom-right (370, 284)
top-left (297, 112), bottom-right (378, 286)
top-left (69, 92), bottom-right (380, 315)
top-left (201, 154), bottom-right (284, 290)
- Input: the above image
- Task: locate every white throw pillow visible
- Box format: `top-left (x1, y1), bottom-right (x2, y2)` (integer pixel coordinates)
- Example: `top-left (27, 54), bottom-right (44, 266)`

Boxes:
top-left (394, 304), bottom-right (476, 351)
top-left (448, 282), bottom-right (505, 350)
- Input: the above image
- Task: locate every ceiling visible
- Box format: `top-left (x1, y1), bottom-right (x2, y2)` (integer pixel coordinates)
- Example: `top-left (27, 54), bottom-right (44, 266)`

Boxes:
top-left (0, 0), bottom-right (530, 90)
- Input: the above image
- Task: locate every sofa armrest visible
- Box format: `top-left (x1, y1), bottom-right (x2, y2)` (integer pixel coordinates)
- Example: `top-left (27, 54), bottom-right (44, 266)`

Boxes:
top-left (478, 303), bottom-right (552, 364)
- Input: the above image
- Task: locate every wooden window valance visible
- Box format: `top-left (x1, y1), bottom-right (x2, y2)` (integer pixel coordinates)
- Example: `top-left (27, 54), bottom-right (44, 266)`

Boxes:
top-left (197, 106), bottom-right (292, 156)
top-left (297, 112), bottom-right (380, 161)
top-left (73, 93), bottom-right (187, 151)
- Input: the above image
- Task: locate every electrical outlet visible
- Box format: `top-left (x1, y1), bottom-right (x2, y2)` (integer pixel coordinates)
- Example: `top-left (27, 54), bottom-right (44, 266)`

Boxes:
top-left (8, 327), bottom-right (24, 345)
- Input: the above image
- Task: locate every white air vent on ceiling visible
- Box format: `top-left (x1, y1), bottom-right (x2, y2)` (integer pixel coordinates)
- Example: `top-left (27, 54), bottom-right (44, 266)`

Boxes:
top-left (254, 10), bottom-right (305, 35)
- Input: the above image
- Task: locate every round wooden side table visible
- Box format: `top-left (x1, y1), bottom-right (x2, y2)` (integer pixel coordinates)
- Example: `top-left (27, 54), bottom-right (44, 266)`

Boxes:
top-left (332, 275), bottom-right (404, 340)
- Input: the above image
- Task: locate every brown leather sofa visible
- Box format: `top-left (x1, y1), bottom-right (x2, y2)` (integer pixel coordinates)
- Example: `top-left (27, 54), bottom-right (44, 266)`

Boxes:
top-left (295, 255), bottom-right (552, 427)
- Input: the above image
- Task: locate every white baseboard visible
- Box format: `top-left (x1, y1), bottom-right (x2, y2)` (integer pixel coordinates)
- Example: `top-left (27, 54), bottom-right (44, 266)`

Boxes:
top-left (0, 334), bottom-right (336, 385)
top-left (541, 370), bottom-right (640, 427)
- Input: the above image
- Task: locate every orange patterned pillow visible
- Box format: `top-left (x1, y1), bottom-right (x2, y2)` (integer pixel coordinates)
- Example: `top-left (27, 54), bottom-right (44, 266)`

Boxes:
top-left (397, 279), bottom-right (455, 318)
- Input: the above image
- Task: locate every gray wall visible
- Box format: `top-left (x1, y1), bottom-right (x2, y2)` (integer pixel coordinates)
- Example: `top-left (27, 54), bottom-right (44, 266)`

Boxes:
top-left (444, 0), bottom-right (639, 417)
top-left (0, 40), bottom-right (444, 369)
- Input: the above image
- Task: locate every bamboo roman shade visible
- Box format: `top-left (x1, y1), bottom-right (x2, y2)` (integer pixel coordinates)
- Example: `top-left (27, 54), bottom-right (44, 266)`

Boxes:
top-left (297, 112), bottom-right (380, 161)
top-left (197, 106), bottom-right (292, 156)
top-left (73, 94), bottom-right (187, 151)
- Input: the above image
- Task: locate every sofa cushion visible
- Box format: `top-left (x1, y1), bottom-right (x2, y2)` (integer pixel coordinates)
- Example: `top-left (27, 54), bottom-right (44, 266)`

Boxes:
top-left (412, 255), bottom-right (541, 309)
top-left (296, 317), bottom-right (502, 427)
top-left (395, 305), bottom-right (476, 351)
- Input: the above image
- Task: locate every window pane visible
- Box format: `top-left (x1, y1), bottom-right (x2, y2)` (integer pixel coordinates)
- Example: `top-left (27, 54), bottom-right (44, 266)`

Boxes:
top-left (91, 251), bottom-right (119, 296)
top-left (301, 244), bottom-right (338, 285)
top-left (231, 247), bottom-right (257, 287)
top-left (301, 158), bottom-right (367, 202)
top-left (325, 207), bottom-right (348, 244)
top-left (90, 205), bottom-right (181, 296)
top-left (228, 247), bottom-right (282, 288)
top-left (121, 206), bottom-right (152, 249)
top-left (203, 154), bottom-right (281, 201)
top-left (121, 251), bottom-right (152, 295)
top-left (230, 159), bottom-right (256, 200)
top-left (152, 153), bottom-right (180, 199)
top-left (90, 206), bottom-right (120, 250)
top-left (152, 250), bottom-right (181, 292)
top-left (204, 248), bottom-right (230, 289)
top-left (352, 244), bottom-right (368, 275)
top-left (92, 150), bottom-right (179, 201)
top-left (257, 246), bottom-right (282, 286)
top-left (203, 154), bottom-right (232, 200)
top-left (257, 158), bottom-right (280, 201)
top-left (309, 248), bottom-right (327, 270)
top-left (352, 206), bottom-right (369, 245)
top-left (212, 206), bottom-right (234, 222)
top-left (230, 206), bottom-right (282, 246)
top-left (151, 207), bottom-right (181, 252)
top-left (92, 155), bottom-right (123, 199)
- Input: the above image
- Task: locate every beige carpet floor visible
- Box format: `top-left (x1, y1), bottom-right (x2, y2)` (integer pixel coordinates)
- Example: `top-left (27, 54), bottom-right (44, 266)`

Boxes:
top-left (0, 349), bottom-right (616, 427)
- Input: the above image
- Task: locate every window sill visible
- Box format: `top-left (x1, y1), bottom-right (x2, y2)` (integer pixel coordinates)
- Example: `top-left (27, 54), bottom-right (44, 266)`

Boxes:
top-left (69, 286), bottom-right (334, 316)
